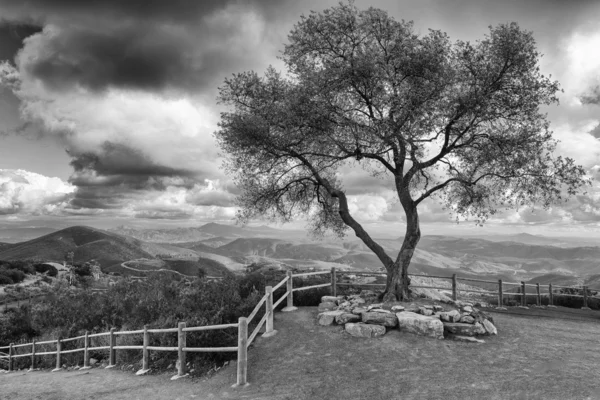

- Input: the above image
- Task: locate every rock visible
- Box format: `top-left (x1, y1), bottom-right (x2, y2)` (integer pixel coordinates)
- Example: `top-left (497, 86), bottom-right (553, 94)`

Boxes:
top-left (317, 310), bottom-right (345, 326)
top-left (321, 295), bottom-right (343, 304)
top-left (462, 305), bottom-right (473, 313)
top-left (89, 358), bottom-right (98, 366)
top-left (318, 302), bottom-right (338, 312)
top-left (396, 312), bottom-right (444, 339)
top-left (352, 307), bottom-right (367, 315)
top-left (350, 297), bottom-right (366, 305)
top-left (582, 306), bottom-right (592, 310)
top-left (405, 304), bottom-right (421, 313)
top-left (440, 310), bottom-right (461, 323)
top-left (422, 305), bottom-right (433, 310)
top-left (482, 320), bottom-right (497, 335)
top-left (345, 323), bottom-right (386, 338)
top-left (370, 308), bottom-right (392, 314)
top-left (471, 310), bottom-right (494, 325)
top-left (336, 313), bottom-right (361, 324)
top-left (459, 315), bottom-right (475, 324)
top-left (419, 307), bottom-right (433, 316)
top-left (443, 322), bottom-right (486, 336)
top-left (452, 335), bottom-right (485, 344)
top-left (495, 307), bottom-right (507, 311)
top-left (338, 301), bottom-right (351, 309)
top-left (362, 311), bottom-right (398, 327)
top-left (391, 305), bottom-right (405, 312)
top-left (433, 305), bottom-right (443, 312)
top-left (367, 303), bottom-right (383, 310)
top-left (518, 306), bottom-right (529, 310)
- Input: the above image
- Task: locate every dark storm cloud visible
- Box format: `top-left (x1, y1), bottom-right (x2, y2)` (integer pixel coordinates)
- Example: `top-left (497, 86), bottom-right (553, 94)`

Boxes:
top-left (68, 141), bottom-right (197, 190)
top-left (0, 0), bottom-right (298, 93)
top-left (0, 21), bottom-right (41, 62)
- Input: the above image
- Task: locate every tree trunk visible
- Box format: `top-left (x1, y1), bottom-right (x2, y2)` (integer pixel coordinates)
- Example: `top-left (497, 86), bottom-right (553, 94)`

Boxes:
top-left (382, 201), bottom-right (421, 302)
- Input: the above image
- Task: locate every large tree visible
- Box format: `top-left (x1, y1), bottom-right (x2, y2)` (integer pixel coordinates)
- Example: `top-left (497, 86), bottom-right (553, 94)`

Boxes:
top-left (215, 3), bottom-right (587, 301)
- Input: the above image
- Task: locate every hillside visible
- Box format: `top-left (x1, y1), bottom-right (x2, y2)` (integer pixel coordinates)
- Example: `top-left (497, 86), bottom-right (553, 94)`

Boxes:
top-left (0, 226), bottom-right (154, 269)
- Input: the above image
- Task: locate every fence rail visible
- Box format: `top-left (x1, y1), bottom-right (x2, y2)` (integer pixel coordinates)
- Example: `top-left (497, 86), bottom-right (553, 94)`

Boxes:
top-left (2, 267), bottom-right (597, 385)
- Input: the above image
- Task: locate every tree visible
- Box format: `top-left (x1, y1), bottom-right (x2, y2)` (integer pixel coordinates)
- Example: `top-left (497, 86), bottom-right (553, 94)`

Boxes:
top-left (215, 3), bottom-right (588, 301)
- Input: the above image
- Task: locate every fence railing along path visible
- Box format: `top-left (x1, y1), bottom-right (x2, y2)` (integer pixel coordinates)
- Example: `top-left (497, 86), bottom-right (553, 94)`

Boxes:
top-left (1, 268), bottom-right (598, 386)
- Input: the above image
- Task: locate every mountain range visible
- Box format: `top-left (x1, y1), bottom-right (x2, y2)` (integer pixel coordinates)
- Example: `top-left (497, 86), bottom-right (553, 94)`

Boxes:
top-left (0, 223), bottom-right (598, 287)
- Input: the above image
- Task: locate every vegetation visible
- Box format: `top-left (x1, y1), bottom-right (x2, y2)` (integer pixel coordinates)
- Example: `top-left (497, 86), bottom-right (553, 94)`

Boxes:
top-left (0, 269), bottom-right (332, 373)
top-left (215, 2), bottom-right (587, 301)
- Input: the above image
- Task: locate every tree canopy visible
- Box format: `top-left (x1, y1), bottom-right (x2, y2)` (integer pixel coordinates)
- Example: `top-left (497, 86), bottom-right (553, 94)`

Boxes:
top-left (215, 3), bottom-right (588, 300)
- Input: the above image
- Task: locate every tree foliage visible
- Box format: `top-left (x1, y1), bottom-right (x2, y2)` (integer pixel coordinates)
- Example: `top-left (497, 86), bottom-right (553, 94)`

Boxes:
top-left (216, 3), bottom-right (587, 300)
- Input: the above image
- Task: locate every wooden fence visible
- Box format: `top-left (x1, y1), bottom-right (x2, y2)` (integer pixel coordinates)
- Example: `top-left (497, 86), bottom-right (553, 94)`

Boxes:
top-left (1, 268), bottom-right (597, 385)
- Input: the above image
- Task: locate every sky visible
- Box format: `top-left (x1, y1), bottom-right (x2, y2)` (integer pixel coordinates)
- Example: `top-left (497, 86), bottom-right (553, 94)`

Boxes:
top-left (1, 0), bottom-right (600, 238)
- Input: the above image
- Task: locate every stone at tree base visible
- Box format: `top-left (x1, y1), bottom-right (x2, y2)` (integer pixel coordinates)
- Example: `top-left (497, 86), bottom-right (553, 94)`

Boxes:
top-left (482, 320), bottom-right (497, 335)
top-left (318, 311), bottom-right (345, 326)
top-left (362, 312), bottom-right (398, 327)
top-left (396, 312), bottom-right (444, 339)
top-left (336, 313), bottom-right (361, 324)
top-left (419, 307), bottom-right (433, 316)
top-left (321, 296), bottom-right (338, 303)
top-left (352, 307), bottom-right (367, 315)
top-left (459, 315), bottom-right (475, 324)
top-left (318, 302), bottom-right (338, 312)
top-left (451, 335), bottom-right (485, 344)
top-left (443, 322), bottom-right (486, 336)
top-left (345, 323), bottom-right (386, 338)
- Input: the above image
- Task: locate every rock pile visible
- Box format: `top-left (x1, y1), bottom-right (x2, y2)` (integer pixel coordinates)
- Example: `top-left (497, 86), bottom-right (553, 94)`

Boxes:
top-left (316, 292), bottom-right (498, 342)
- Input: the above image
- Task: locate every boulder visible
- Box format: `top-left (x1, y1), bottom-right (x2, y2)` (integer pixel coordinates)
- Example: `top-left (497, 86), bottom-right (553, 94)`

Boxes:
top-left (370, 308), bottom-right (392, 314)
top-left (462, 305), bottom-right (473, 313)
top-left (419, 307), bottom-right (433, 316)
top-left (336, 313), bottom-right (361, 325)
top-left (318, 311), bottom-right (345, 326)
top-left (362, 311), bottom-right (398, 327)
top-left (367, 303), bottom-right (383, 310)
top-left (350, 297), bottom-right (366, 305)
top-left (471, 310), bottom-right (494, 325)
top-left (433, 305), bottom-right (444, 312)
top-left (321, 296), bottom-right (342, 304)
top-left (422, 305), bottom-right (433, 310)
top-left (89, 358), bottom-right (98, 366)
top-left (440, 310), bottom-right (461, 323)
top-left (443, 322), bottom-right (486, 336)
top-left (405, 304), bottom-right (421, 313)
top-left (391, 305), bottom-right (405, 312)
top-left (345, 323), bottom-right (386, 338)
top-left (459, 315), bottom-right (475, 324)
top-left (318, 302), bottom-right (338, 312)
top-left (396, 312), bottom-right (444, 339)
top-left (352, 307), bottom-right (368, 315)
top-left (482, 319), bottom-right (497, 335)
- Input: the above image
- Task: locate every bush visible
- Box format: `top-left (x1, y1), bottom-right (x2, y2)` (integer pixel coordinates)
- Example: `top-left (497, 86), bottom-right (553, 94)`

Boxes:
top-left (33, 263), bottom-right (59, 277)
top-left (0, 268), bottom-right (25, 284)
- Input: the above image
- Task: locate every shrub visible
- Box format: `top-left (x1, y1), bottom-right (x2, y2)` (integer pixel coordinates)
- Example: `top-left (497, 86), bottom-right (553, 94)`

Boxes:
top-left (0, 275), bottom-right (13, 285)
top-left (34, 264), bottom-right (59, 277)
top-left (0, 268), bottom-right (26, 284)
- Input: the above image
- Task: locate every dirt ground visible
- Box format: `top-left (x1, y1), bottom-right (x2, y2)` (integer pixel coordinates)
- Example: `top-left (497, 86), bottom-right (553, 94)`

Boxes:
top-left (2, 306), bottom-right (600, 400)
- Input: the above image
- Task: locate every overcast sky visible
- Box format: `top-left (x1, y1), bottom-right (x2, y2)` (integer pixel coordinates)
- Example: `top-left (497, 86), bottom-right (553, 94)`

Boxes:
top-left (1, 0), bottom-right (600, 238)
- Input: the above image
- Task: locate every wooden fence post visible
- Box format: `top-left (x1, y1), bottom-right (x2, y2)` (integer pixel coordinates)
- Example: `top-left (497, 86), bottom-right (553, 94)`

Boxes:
top-left (172, 322), bottom-right (187, 380)
top-left (521, 282), bottom-right (526, 306)
top-left (331, 267), bottom-right (337, 297)
top-left (498, 279), bottom-right (503, 307)
top-left (282, 270), bottom-right (297, 312)
top-left (263, 286), bottom-right (277, 338)
top-left (549, 283), bottom-right (553, 306)
top-left (234, 317), bottom-right (248, 387)
top-left (106, 328), bottom-right (116, 369)
top-left (8, 343), bottom-right (13, 372)
top-left (137, 325), bottom-right (149, 375)
top-left (583, 286), bottom-right (589, 308)
top-left (29, 339), bottom-right (36, 371)
top-left (451, 274), bottom-right (457, 301)
top-left (52, 338), bottom-right (62, 372)
top-left (536, 283), bottom-right (541, 306)
top-left (81, 331), bottom-right (90, 370)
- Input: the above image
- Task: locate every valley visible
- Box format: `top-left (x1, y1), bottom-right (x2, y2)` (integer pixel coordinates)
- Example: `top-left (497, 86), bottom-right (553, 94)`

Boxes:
top-left (0, 223), bottom-right (598, 288)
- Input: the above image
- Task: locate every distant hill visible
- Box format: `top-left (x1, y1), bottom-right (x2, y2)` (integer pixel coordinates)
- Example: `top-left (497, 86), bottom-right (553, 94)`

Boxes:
top-left (0, 227), bottom-right (58, 243)
top-left (0, 226), bottom-right (154, 270)
top-left (0, 242), bottom-right (13, 251)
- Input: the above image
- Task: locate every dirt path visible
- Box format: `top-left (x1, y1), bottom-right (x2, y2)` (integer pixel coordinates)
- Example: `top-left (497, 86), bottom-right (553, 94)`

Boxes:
top-left (3, 307), bottom-right (600, 400)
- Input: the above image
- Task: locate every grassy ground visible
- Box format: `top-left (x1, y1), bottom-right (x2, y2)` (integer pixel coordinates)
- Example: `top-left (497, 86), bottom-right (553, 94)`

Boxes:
top-left (2, 306), bottom-right (600, 400)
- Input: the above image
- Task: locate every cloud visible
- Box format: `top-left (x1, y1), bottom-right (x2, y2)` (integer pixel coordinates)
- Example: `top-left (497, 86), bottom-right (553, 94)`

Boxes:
top-left (0, 169), bottom-right (75, 215)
